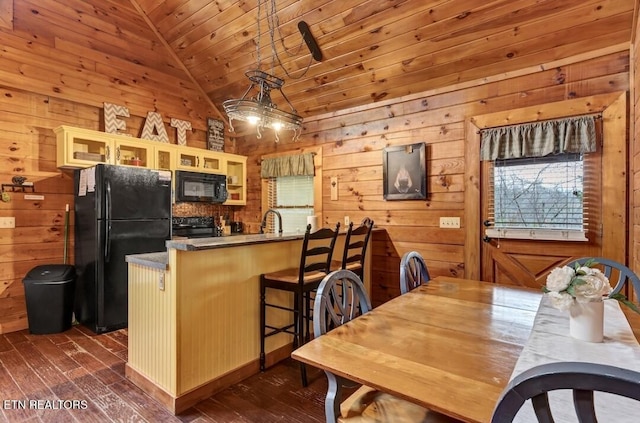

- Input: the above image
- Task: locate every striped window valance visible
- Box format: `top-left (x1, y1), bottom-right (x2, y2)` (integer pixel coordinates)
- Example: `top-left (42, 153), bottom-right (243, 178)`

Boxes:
top-left (261, 153), bottom-right (315, 178)
top-left (480, 115), bottom-right (597, 161)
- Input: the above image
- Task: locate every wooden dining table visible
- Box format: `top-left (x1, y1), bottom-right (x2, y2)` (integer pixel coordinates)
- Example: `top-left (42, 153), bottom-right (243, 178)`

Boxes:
top-left (291, 276), bottom-right (543, 423)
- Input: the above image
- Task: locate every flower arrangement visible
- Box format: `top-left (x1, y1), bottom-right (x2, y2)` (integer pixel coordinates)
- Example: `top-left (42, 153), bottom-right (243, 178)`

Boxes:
top-left (543, 259), bottom-right (640, 314)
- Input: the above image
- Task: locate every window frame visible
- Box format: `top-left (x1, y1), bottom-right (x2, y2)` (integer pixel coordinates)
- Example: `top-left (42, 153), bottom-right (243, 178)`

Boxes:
top-left (260, 147), bottom-right (323, 234)
top-left (485, 153), bottom-right (590, 242)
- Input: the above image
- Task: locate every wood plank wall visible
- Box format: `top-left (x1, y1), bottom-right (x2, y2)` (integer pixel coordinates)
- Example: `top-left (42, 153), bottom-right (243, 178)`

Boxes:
top-left (0, 0), bottom-right (636, 331)
top-left (235, 50), bottom-right (631, 307)
top-left (0, 0), bottom-right (221, 333)
top-left (632, 5), bottom-right (640, 296)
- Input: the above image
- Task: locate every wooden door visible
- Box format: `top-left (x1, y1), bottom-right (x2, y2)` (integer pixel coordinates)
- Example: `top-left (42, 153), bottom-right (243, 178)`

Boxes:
top-left (464, 93), bottom-right (628, 285)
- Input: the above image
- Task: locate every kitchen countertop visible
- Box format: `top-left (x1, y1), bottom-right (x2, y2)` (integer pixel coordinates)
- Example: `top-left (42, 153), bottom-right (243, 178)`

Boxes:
top-left (125, 251), bottom-right (169, 270)
top-left (166, 232), bottom-right (307, 251)
top-left (127, 228), bottom-right (382, 269)
top-left (125, 232), bottom-right (308, 269)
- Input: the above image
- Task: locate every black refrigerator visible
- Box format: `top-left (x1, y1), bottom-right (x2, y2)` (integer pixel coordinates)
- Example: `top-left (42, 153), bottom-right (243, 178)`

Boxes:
top-left (74, 164), bottom-right (172, 334)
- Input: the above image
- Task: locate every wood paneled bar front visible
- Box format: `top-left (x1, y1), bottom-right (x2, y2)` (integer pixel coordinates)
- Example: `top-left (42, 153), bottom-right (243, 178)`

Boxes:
top-left (124, 231), bottom-right (369, 414)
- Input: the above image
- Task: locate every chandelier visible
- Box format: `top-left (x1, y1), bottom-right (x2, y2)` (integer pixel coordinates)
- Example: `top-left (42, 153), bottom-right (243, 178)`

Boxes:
top-left (223, 0), bottom-right (316, 142)
top-left (223, 70), bottom-right (302, 142)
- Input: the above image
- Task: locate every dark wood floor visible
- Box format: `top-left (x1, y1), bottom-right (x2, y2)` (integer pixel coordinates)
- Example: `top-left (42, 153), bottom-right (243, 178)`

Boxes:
top-left (0, 325), bottom-right (329, 422)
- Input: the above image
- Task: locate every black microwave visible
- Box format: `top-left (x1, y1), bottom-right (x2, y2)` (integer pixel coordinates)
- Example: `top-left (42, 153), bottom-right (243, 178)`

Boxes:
top-left (175, 170), bottom-right (228, 203)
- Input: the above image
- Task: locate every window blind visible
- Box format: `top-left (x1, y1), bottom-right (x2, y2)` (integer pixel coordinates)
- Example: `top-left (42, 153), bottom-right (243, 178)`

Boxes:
top-left (266, 175), bottom-right (314, 233)
top-left (485, 153), bottom-right (594, 241)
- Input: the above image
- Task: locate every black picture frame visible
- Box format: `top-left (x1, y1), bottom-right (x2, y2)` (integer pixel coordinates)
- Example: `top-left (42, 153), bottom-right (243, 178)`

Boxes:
top-left (207, 117), bottom-right (225, 151)
top-left (383, 142), bottom-right (427, 200)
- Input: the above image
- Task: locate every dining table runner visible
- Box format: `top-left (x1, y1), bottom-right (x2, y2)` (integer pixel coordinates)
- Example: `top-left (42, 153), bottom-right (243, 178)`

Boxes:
top-left (508, 295), bottom-right (640, 422)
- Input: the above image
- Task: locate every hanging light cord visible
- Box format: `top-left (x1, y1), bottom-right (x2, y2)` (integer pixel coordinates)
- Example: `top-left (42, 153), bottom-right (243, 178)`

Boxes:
top-left (254, 0), bottom-right (313, 80)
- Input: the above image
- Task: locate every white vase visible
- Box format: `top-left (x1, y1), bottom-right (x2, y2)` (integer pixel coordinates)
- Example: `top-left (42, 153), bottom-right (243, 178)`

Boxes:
top-left (569, 300), bottom-right (604, 342)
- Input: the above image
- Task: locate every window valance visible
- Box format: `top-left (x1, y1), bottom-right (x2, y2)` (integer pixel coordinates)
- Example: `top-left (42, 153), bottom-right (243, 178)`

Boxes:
top-left (480, 115), bottom-right (597, 161)
top-left (261, 153), bottom-right (315, 178)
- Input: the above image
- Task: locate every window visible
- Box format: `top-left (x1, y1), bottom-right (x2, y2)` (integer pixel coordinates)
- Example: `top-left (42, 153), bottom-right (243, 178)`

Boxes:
top-left (486, 154), bottom-right (588, 240)
top-left (265, 176), bottom-right (314, 233)
top-left (261, 149), bottom-right (321, 234)
top-left (481, 115), bottom-right (598, 242)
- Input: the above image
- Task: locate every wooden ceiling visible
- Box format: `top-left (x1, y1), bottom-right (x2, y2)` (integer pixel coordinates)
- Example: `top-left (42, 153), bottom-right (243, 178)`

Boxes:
top-left (133, 0), bottom-right (635, 123)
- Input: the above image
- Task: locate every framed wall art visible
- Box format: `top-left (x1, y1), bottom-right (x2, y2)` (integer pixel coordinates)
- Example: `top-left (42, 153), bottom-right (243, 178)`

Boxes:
top-left (383, 142), bottom-right (427, 200)
top-left (207, 117), bottom-right (225, 151)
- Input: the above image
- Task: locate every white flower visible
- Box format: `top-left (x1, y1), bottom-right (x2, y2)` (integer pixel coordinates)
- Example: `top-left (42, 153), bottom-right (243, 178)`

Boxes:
top-left (546, 266), bottom-right (574, 292)
top-left (547, 291), bottom-right (574, 311)
top-left (573, 268), bottom-right (612, 302)
top-left (543, 260), bottom-right (617, 312)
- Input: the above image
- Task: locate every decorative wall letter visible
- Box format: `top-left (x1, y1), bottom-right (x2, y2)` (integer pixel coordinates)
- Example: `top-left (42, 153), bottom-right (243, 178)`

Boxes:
top-left (140, 112), bottom-right (169, 142)
top-left (103, 102), bottom-right (130, 135)
top-left (170, 118), bottom-right (192, 146)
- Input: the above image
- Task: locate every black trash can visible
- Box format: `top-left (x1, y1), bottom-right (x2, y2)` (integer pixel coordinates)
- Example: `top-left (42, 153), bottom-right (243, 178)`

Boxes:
top-left (23, 264), bottom-right (76, 334)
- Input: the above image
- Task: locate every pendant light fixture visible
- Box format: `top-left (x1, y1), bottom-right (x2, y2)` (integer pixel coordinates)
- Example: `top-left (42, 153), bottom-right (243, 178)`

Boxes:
top-left (223, 0), bottom-right (317, 142)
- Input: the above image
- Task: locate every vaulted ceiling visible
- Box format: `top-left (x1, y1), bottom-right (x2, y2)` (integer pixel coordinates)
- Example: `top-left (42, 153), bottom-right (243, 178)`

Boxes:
top-left (132, 0), bottom-right (635, 124)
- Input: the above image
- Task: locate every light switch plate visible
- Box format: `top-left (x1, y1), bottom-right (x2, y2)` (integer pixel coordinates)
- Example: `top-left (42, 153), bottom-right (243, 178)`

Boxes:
top-left (439, 217), bottom-right (460, 228)
top-left (0, 217), bottom-right (15, 228)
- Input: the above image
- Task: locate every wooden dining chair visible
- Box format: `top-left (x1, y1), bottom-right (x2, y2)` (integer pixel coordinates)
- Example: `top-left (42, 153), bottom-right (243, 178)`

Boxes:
top-left (330, 218), bottom-right (374, 283)
top-left (314, 269), bottom-right (460, 423)
top-left (400, 251), bottom-right (431, 295)
top-left (491, 361), bottom-right (640, 422)
top-left (260, 221), bottom-right (340, 387)
top-left (566, 257), bottom-right (640, 298)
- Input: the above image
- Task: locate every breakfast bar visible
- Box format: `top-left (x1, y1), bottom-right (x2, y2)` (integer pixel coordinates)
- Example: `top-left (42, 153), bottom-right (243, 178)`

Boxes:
top-left (124, 231), bottom-right (366, 414)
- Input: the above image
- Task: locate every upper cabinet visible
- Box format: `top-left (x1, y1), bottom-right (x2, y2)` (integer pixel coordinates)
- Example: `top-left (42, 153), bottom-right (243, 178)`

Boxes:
top-left (56, 125), bottom-right (155, 169)
top-left (55, 126), bottom-right (247, 205)
top-left (224, 155), bottom-right (247, 205)
top-left (175, 146), bottom-right (226, 174)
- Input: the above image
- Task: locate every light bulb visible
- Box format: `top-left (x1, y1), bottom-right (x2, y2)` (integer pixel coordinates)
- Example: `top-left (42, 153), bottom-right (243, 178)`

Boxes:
top-left (247, 115), bottom-right (260, 125)
top-left (272, 121), bottom-right (282, 131)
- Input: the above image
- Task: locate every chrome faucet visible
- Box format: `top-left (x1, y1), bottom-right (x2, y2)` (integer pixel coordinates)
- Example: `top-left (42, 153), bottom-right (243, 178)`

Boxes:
top-left (260, 209), bottom-right (283, 234)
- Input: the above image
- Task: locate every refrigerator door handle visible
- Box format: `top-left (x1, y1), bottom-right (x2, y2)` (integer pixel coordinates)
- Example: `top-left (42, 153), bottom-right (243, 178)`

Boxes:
top-left (105, 179), bottom-right (111, 263)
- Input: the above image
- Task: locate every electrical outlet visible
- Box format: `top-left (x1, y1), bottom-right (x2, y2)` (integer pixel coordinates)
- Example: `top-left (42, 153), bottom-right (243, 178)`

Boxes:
top-left (344, 216), bottom-right (350, 226)
top-left (0, 217), bottom-right (15, 228)
top-left (439, 217), bottom-right (460, 229)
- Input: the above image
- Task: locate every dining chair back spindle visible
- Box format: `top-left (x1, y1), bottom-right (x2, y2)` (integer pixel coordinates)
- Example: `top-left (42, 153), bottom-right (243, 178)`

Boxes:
top-left (566, 257), bottom-right (640, 299)
top-left (491, 361), bottom-right (640, 422)
top-left (400, 251), bottom-right (431, 295)
top-left (260, 221), bottom-right (340, 387)
top-left (314, 270), bottom-right (460, 423)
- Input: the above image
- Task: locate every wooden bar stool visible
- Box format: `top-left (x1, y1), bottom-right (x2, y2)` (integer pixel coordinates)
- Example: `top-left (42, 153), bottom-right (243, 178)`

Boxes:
top-left (259, 221), bottom-right (340, 386)
top-left (331, 218), bottom-right (374, 283)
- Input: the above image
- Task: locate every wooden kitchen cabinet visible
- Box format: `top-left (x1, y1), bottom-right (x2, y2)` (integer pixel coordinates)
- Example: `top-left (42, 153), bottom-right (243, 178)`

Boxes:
top-left (56, 126), bottom-right (246, 204)
top-left (175, 146), bottom-right (226, 174)
top-left (56, 125), bottom-right (154, 169)
top-left (114, 138), bottom-right (154, 168)
top-left (224, 154), bottom-right (247, 205)
top-left (153, 144), bottom-right (176, 172)
top-left (55, 125), bottom-right (114, 168)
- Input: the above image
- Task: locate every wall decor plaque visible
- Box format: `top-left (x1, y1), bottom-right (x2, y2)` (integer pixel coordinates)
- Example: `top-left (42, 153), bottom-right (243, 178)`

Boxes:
top-left (207, 118), bottom-right (225, 151)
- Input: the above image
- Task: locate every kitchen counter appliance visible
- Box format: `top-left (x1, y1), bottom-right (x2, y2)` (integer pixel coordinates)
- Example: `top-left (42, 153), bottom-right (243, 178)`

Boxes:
top-left (172, 216), bottom-right (225, 238)
top-left (175, 171), bottom-right (227, 203)
top-left (74, 164), bottom-right (172, 334)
